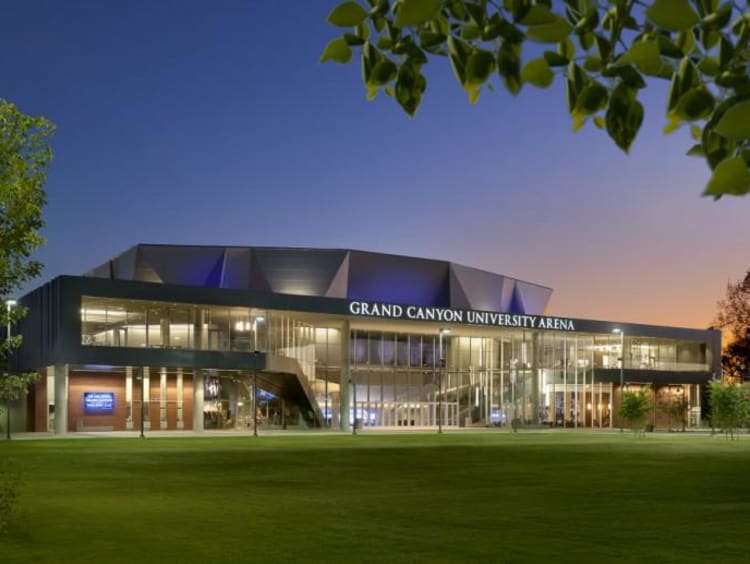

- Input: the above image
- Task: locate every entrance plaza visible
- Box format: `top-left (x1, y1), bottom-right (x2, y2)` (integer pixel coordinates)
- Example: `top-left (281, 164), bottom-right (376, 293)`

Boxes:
top-left (9, 245), bottom-right (720, 435)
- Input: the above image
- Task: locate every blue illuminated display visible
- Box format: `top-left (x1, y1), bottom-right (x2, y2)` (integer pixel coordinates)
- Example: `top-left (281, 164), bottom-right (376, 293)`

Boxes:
top-left (84, 392), bottom-right (114, 414)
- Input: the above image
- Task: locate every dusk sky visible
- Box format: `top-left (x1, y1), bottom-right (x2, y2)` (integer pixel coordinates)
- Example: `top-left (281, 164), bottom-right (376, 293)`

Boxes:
top-left (3, 0), bottom-right (748, 329)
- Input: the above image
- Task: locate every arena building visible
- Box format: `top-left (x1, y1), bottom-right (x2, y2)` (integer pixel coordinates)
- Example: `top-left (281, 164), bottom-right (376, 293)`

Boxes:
top-left (8, 244), bottom-right (720, 434)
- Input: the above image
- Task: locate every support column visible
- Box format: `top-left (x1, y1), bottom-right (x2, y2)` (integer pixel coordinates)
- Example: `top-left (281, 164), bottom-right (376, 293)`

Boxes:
top-left (193, 369), bottom-right (204, 432)
top-left (53, 363), bottom-right (69, 435)
top-left (125, 366), bottom-right (134, 430)
top-left (228, 378), bottom-right (238, 430)
top-left (143, 367), bottom-right (151, 430)
top-left (176, 368), bottom-right (184, 429)
top-left (159, 367), bottom-right (168, 429)
top-left (340, 320), bottom-right (350, 432)
top-left (193, 310), bottom-right (205, 350)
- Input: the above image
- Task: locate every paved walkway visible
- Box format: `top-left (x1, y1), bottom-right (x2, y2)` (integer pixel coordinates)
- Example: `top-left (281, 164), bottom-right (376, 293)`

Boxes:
top-left (4, 426), bottom-right (723, 440)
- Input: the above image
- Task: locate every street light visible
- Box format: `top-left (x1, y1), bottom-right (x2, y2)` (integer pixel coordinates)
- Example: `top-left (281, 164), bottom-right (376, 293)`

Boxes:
top-left (612, 328), bottom-right (624, 431)
top-left (438, 328), bottom-right (451, 434)
top-left (5, 299), bottom-right (17, 440)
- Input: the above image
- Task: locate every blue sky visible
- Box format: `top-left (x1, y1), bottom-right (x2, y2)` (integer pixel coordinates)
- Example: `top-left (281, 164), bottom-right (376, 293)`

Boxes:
top-left (2, 0), bottom-right (748, 328)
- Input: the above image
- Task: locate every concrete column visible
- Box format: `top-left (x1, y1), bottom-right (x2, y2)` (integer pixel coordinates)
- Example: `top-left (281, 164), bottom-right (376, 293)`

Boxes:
top-left (531, 333), bottom-right (541, 424)
top-left (193, 369), bottom-right (204, 432)
top-left (160, 318), bottom-right (170, 347)
top-left (340, 320), bottom-right (350, 431)
top-left (45, 370), bottom-right (55, 432)
top-left (53, 363), bottom-right (69, 434)
top-left (159, 367), bottom-right (168, 429)
top-left (193, 310), bottom-right (204, 350)
top-left (125, 366), bottom-right (134, 430)
top-left (143, 367), bottom-right (151, 430)
top-left (228, 378), bottom-right (238, 430)
top-left (176, 368), bottom-right (184, 429)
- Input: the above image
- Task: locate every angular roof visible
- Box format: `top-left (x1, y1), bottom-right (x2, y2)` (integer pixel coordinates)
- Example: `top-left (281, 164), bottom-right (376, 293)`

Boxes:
top-left (83, 244), bottom-right (553, 315)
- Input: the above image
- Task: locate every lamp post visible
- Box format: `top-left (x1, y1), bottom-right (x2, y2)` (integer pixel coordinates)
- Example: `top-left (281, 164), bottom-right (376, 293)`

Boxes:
top-left (5, 299), bottom-right (17, 440)
top-left (612, 328), bottom-right (624, 431)
top-left (438, 328), bottom-right (451, 434)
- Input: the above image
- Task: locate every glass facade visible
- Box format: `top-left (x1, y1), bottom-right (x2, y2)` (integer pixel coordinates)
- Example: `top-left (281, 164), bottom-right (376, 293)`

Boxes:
top-left (79, 296), bottom-right (712, 430)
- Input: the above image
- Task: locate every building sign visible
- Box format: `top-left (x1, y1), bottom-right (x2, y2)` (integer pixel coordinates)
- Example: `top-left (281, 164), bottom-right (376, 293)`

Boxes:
top-left (348, 301), bottom-right (575, 331)
top-left (83, 392), bottom-right (114, 414)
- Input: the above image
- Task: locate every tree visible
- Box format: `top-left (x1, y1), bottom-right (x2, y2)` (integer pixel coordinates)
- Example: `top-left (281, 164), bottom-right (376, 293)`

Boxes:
top-left (708, 379), bottom-right (749, 438)
top-left (618, 386), bottom-right (652, 435)
top-left (714, 270), bottom-right (750, 383)
top-left (0, 99), bottom-right (54, 439)
top-left (322, 1), bottom-right (750, 198)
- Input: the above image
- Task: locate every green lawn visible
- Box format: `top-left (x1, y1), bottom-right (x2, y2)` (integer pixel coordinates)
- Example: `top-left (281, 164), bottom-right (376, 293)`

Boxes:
top-left (2, 432), bottom-right (750, 563)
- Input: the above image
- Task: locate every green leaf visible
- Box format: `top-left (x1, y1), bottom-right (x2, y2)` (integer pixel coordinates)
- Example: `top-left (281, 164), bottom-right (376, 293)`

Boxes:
top-left (521, 57), bottom-right (554, 88)
top-left (320, 37), bottom-right (353, 64)
top-left (368, 60), bottom-right (398, 86)
top-left (465, 49), bottom-right (496, 86)
top-left (675, 30), bottom-right (696, 56)
top-left (663, 116), bottom-right (681, 134)
top-left (558, 38), bottom-right (576, 60)
top-left (575, 82), bottom-right (608, 115)
top-left (646, 0), bottom-right (700, 31)
top-left (703, 156), bottom-right (750, 197)
top-left (690, 124), bottom-right (702, 140)
top-left (702, 3), bottom-right (733, 30)
top-left (698, 57), bottom-right (720, 77)
top-left (394, 0), bottom-right (441, 27)
top-left (657, 36), bottom-right (684, 59)
top-left (612, 65), bottom-right (647, 89)
top-left (566, 63), bottom-right (588, 112)
top-left (673, 87), bottom-right (715, 121)
top-left (395, 62), bottom-right (427, 116)
top-left (715, 101), bottom-right (750, 140)
top-left (677, 57), bottom-right (699, 94)
top-left (461, 23), bottom-right (482, 40)
top-left (686, 143), bottom-right (704, 156)
top-left (377, 36), bottom-right (394, 50)
top-left (344, 33), bottom-right (365, 46)
top-left (583, 55), bottom-right (602, 72)
top-left (543, 51), bottom-right (569, 67)
top-left (617, 41), bottom-right (663, 76)
top-left (525, 16), bottom-right (573, 44)
top-left (327, 1), bottom-right (368, 27)
top-left (719, 36), bottom-right (734, 70)
top-left (595, 34), bottom-right (611, 62)
top-left (498, 41), bottom-right (522, 95)
top-left (447, 36), bottom-right (471, 85)
top-left (578, 31), bottom-right (595, 51)
top-left (606, 85), bottom-right (644, 153)
top-left (520, 4), bottom-right (557, 26)
top-left (467, 85), bottom-right (481, 104)
top-left (572, 113), bottom-right (587, 132)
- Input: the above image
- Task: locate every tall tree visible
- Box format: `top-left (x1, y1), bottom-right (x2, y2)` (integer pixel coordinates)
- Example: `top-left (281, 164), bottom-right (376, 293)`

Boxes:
top-left (0, 99), bottom-right (54, 439)
top-left (323, 1), bottom-right (750, 197)
top-left (618, 386), bottom-right (652, 435)
top-left (714, 270), bottom-right (750, 382)
top-left (708, 379), bottom-right (749, 438)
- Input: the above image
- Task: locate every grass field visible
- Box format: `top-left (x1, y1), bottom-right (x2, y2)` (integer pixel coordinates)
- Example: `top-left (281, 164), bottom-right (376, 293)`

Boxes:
top-left (2, 431), bottom-right (750, 563)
